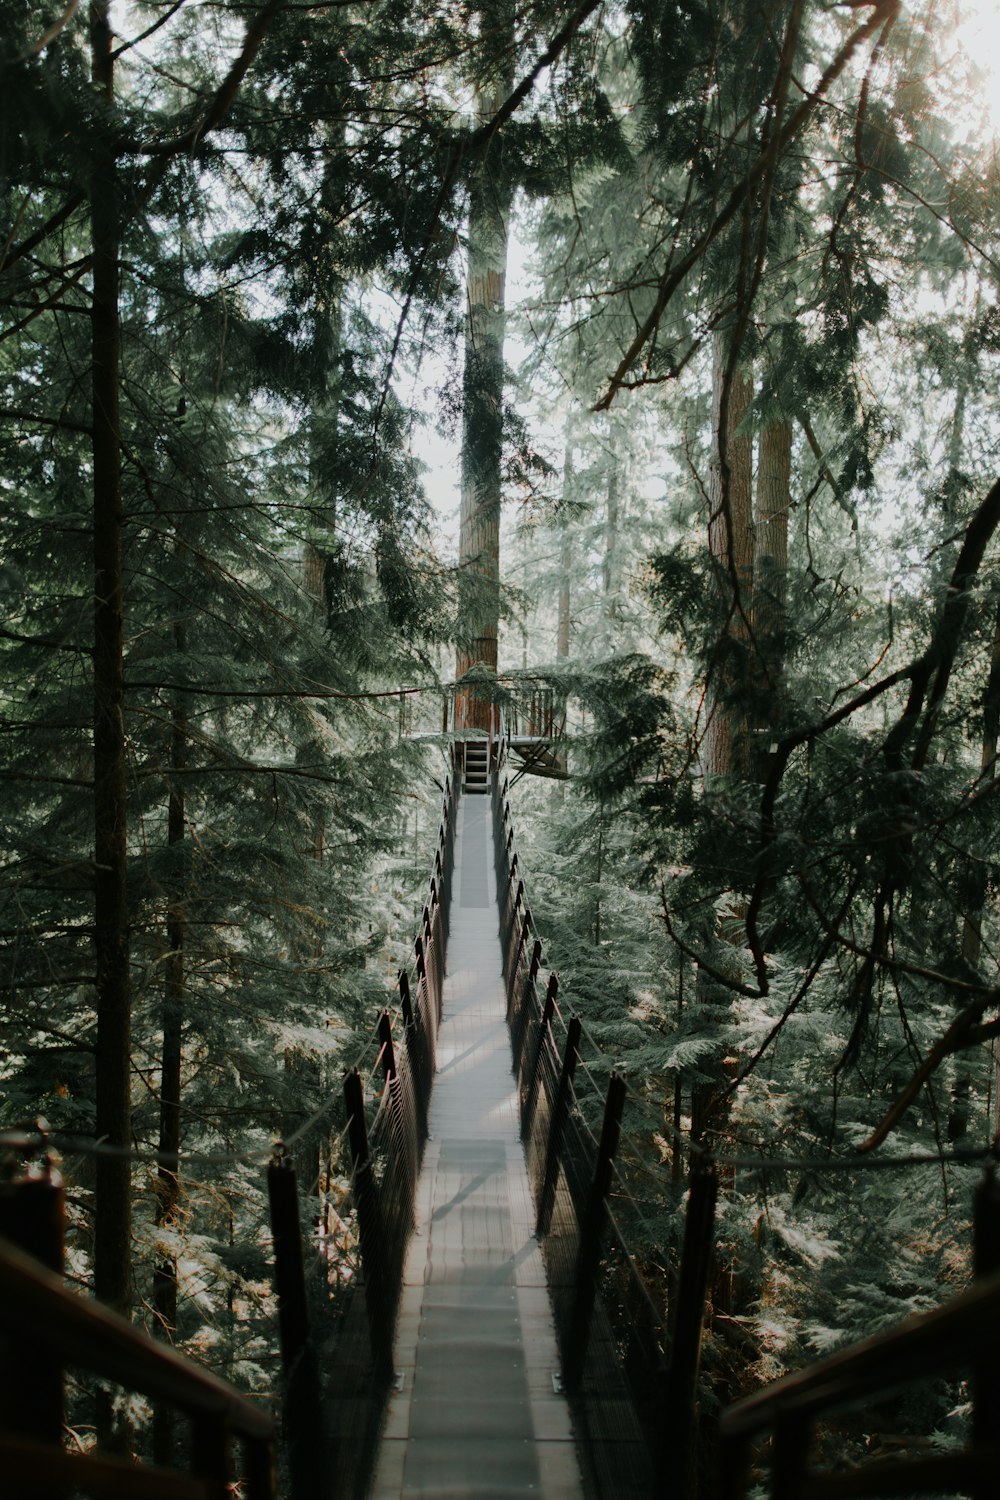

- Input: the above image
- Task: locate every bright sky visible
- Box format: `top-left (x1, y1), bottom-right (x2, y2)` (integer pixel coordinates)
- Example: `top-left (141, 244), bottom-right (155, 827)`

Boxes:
top-left (953, 0), bottom-right (1000, 132)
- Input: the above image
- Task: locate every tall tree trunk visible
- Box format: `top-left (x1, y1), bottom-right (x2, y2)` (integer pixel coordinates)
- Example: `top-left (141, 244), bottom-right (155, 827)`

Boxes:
top-left (751, 417), bottom-right (791, 775)
top-left (90, 0), bottom-right (131, 1321)
top-left (557, 535), bottom-right (571, 661)
top-left (602, 434), bottom-right (620, 625)
top-left (693, 334), bottom-right (754, 1153)
top-left (152, 626), bottom-right (185, 1463)
top-left (455, 10), bottom-right (514, 732)
top-left (703, 332), bottom-right (754, 782)
top-left (949, 604), bottom-right (1000, 1140)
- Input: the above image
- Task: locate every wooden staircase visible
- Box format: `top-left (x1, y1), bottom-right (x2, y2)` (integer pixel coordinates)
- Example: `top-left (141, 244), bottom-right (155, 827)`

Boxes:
top-left (462, 740), bottom-right (490, 795)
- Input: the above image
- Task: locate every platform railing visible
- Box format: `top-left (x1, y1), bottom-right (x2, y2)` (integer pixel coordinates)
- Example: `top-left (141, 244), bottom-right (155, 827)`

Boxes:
top-left (719, 1266), bottom-right (1000, 1500)
top-left (0, 1221), bottom-right (275, 1499)
top-left (719, 1166), bottom-right (1000, 1500)
top-left (489, 722), bottom-right (716, 1500)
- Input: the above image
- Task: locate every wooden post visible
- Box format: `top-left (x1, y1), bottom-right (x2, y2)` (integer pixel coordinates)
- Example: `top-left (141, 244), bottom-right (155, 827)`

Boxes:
top-left (536, 1016), bottom-right (582, 1237)
top-left (973, 1167), bottom-right (1000, 1495)
top-left (0, 1163), bottom-right (65, 1459)
top-left (399, 970), bottom-right (414, 1030)
top-left (344, 1068), bottom-right (393, 1378)
top-left (191, 1414), bottom-right (230, 1500)
top-left (378, 1009), bottom-right (397, 1085)
top-left (521, 972), bottom-right (557, 1143)
top-left (563, 1072), bottom-right (627, 1389)
top-left (660, 1164), bottom-right (718, 1500)
top-left (266, 1155), bottom-right (325, 1500)
top-left (243, 1434), bottom-right (278, 1500)
top-left (400, 970), bottom-right (430, 1141)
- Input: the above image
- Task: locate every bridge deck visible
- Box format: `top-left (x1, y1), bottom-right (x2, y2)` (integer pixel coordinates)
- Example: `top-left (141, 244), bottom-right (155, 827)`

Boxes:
top-left (371, 792), bottom-right (584, 1499)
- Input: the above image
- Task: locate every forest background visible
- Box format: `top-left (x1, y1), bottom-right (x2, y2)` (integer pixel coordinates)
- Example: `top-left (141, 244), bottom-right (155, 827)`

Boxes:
top-left (1, 0), bottom-right (999, 1473)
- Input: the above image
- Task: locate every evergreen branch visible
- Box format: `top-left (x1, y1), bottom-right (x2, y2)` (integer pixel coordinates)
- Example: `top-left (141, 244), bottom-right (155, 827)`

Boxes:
top-left (373, 0), bottom-right (606, 445)
top-left (0, 770), bottom-right (93, 787)
top-left (658, 880), bottom-right (763, 999)
top-left (795, 865), bottom-right (1000, 998)
top-left (0, 265), bottom-right (90, 345)
top-left (0, 627), bottom-right (91, 654)
top-left (139, 0), bottom-right (288, 157)
top-left (595, 0), bottom-right (901, 411)
top-left (799, 414), bottom-right (849, 511)
top-left (0, 0), bottom-right (286, 289)
top-left (110, 0), bottom-right (188, 62)
top-left (15, 0), bottom-right (79, 61)
top-left (0, 194), bottom-right (86, 278)
top-left (723, 891), bottom-right (858, 1100)
top-left (125, 680), bottom-right (437, 701)
top-left (0, 407), bottom-right (92, 436)
top-left (859, 994), bottom-right (1000, 1152)
top-left (745, 477), bottom-right (1000, 992)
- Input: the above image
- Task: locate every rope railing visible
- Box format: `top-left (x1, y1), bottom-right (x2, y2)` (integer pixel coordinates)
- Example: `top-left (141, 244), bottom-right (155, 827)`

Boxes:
top-left (490, 722), bottom-right (692, 1499)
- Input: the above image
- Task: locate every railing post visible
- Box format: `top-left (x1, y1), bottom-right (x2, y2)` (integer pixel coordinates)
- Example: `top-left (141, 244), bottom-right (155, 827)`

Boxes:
top-left (378, 1008), bottom-right (397, 1085)
top-left (513, 940), bottom-right (544, 1068)
top-left (659, 1162), bottom-right (718, 1500)
top-left (537, 1016), bottom-right (582, 1238)
top-left (344, 1067), bottom-right (393, 1378)
top-left (243, 1433), bottom-right (279, 1500)
top-left (563, 1071), bottom-right (627, 1390)
top-left (521, 970), bottom-right (556, 1142)
top-left (400, 970), bottom-right (431, 1141)
top-left (266, 1152), bottom-right (325, 1500)
top-left (0, 1155), bottom-right (65, 1462)
top-left (192, 1414), bottom-right (231, 1500)
top-left (973, 1166), bottom-right (1000, 1495)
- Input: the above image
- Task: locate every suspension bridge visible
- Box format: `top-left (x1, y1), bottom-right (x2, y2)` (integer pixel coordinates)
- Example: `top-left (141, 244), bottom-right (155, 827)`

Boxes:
top-left (0, 713), bottom-right (999, 1500)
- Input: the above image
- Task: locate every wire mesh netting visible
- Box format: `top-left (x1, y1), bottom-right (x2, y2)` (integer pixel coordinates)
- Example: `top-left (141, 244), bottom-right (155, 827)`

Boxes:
top-left (492, 749), bottom-right (664, 1498)
top-left (316, 768), bottom-right (457, 1499)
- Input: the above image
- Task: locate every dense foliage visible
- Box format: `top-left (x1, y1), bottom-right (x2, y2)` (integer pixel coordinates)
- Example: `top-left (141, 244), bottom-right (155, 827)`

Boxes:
top-left (0, 0), bottom-right (997, 1478)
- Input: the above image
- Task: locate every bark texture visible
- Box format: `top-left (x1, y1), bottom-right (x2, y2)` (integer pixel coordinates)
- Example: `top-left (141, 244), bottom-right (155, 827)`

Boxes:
top-left (704, 334), bottom-right (754, 781)
top-left (90, 0), bottom-right (132, 1320)
top-left (455, 19), bottom-right (513, 731)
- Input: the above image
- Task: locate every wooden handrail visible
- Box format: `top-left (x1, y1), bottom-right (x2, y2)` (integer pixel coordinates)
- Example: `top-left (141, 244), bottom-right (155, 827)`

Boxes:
top-left (0, 1236), bottom-right (273, 1441)
top-left (720, 1266), bottom-right (1000, 1442)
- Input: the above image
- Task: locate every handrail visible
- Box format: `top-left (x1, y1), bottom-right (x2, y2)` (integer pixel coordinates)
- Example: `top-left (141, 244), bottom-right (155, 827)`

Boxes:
top-left (718, 1265), bottom-right (1000, 1500)
top-left (0, 1233), bottom-right (274, 1497)
top-left (721, 1266), bottom-right (1000, 1439)
top-left (0, 1236), bottom-right (273, 1436)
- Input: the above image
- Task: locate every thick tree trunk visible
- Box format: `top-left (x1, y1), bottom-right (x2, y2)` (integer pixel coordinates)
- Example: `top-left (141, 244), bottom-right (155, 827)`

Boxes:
top-left (703, 332), bottom-right (754, 781)
top-left (693, 334), bottom-right (754, 1156)
top-left (455, 15), bottom-right (513, 732)
top-left (90, 0), bottom-right (131, 1321)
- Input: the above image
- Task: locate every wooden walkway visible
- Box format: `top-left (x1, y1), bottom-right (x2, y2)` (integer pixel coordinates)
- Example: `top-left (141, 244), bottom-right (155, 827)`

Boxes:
top-left (371, 792), bottom-right (584, 1500)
